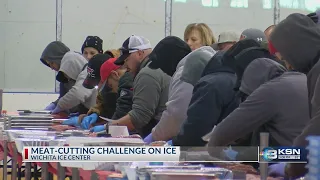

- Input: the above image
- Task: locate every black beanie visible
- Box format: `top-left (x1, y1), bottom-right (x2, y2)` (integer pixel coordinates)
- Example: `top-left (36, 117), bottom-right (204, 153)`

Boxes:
top-left (81, 36), bottom-right (103, 54)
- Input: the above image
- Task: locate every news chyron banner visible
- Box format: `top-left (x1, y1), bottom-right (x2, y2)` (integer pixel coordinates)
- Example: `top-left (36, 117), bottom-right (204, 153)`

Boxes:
top-left (23, 146), bottom-right (181, 162)
top-left (23, 146), bottom-right (262, 162)
top-left (260, 147), bottom-right (308, 163)
top-left (22, 146), bottom-right (307, 163)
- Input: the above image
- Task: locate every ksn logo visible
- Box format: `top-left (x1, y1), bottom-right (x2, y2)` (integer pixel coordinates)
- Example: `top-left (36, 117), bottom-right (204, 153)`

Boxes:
top-left (260, 147), bottom-right (301, 161)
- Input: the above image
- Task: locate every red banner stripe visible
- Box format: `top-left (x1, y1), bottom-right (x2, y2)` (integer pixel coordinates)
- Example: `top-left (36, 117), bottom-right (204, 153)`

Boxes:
top-left (24, 148), bottom-right (28, 160)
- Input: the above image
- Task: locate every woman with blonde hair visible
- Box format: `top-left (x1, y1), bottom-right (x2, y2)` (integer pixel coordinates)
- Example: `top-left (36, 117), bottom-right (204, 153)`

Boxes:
top-left (184, 23), bottom-right (216, 51)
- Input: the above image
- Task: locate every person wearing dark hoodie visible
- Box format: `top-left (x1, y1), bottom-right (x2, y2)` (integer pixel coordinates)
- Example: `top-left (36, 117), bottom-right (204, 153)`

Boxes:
top-left (266, 13), bottom-right (320, 179)
top-left (208, 57), bottom-right (308, 158)
top-left (143, 37), bottom-right (193, 143)
top-left (40, 41), bottom-right (86, 112)
top-left (171, 39), bottom-right (261, 147)
top-left (50, 48), bottom-right (98, 114)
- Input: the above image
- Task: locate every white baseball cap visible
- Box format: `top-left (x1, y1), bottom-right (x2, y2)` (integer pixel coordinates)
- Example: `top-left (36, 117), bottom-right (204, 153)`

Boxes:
top-left (217, 31), bottom-right (240, 44)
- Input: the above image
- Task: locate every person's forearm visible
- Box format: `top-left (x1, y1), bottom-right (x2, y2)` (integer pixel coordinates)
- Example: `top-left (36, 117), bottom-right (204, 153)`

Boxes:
top-left (112, 114), bottom-right (135, 130)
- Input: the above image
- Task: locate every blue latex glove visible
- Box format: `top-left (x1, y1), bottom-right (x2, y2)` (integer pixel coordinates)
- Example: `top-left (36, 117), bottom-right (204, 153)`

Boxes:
top-left (268, 163), bottom-right (286, 177)
top-left (90, 125), bottom-right (106, 133)
top-left (167, 140), bottom-right (173, 146)
top-left (223, 146), bottom-right (238, 160)
top-left (44, 103), bottom-right (56, 111)
top-left (143, 133), bottom-right (153, 144)
top-left (81, 113), bottom-right (98, 129)
top-left (51, 106), bottom-right (63, 114)
top-left (61, 116), bottom-right (79, 126)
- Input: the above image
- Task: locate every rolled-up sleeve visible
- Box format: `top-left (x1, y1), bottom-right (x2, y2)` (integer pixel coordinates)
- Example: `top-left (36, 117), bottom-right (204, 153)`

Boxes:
top-left (128, 72), bottom-right (161, 129)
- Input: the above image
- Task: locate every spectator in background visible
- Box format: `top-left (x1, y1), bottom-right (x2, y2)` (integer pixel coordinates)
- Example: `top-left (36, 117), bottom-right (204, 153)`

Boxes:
top-left (145, 46), bottom-right (214, 143)
top-left (81, 36), bottom-right (104, 61)
top-left (213, 31), bottom-right (239, 51)
top-left (40, 41), bottom-right (85, 113)
top-left (51, 49), bottom-right (98, 114)
top-left (184, 23), bottom-right (216, 51)
top-left (267, 13), bottom-right (320, 179)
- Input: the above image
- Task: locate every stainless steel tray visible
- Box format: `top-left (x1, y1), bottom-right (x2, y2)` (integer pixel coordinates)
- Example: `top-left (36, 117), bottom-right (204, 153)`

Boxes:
top-left (17, 110), bottom-right (51, 114)
top-left (137, 165), bottom-right (203, 172)
top-left (10, 122), bottom-right (52, 125)
top-left (9, 115), bottom-right (53, 120)
top-left (137, 167), bottom-right (232, 180)
top-left (55, 131), bottom-right (90, 138)
top-left (10, 119), bottom-right (53, 122)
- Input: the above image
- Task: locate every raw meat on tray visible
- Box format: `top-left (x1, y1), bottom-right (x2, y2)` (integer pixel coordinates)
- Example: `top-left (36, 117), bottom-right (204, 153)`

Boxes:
top-left (215, 163), bottom-right (258, 175)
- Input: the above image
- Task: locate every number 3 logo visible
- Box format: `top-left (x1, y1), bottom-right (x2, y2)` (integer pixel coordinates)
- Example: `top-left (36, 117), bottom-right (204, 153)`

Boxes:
top-left (267, 150), bottom-right (277, 159)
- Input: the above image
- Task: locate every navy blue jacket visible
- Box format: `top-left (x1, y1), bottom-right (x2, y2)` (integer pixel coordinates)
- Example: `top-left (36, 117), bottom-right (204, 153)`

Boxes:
top-left (172, 51), bottom-right (240, 146)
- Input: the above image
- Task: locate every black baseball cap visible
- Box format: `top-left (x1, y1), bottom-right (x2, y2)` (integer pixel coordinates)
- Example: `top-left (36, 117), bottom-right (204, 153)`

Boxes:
top-left (83, 54), bottom-right (111, 89)
top-left (114, 35), bottom-right (152, 65)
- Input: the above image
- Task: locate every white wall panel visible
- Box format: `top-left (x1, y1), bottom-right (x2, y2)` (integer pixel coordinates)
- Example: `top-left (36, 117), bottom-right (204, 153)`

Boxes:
top-left (0, 0), bottom-right (317, 92)
top-left (61, 0), bottom-right (165, 51)
top-left (1, 0), bottom-right (56, 92)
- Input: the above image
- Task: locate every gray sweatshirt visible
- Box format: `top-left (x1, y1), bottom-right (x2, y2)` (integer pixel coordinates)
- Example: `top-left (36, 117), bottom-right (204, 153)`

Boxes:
top-left (270, 13), bottom-right (320, 178)
top-left (208, 58), bottom-right (309, 151)
top-left (57, 52), bottom-right (98, 110)
top-left (151, 46), bottom-right (216, 141)
top-left (128, 58), bottom-right (171, 132)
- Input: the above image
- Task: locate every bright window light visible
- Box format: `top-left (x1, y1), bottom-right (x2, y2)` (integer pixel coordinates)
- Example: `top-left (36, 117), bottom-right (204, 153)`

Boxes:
top-left (230, 0), bottom-right (249, 8)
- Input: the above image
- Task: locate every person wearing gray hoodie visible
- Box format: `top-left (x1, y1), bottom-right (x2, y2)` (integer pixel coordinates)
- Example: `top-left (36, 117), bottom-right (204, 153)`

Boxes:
top-left (50, 51), bottom-right (98, 114)
top-left (268, 13), bottom-right (320, 178)
top-left (149, 46), bottom-right (216, 142)
top-left (208, 58), bottom-right (308, 157)
top-left (40, 41), bottom-right (77, 111)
